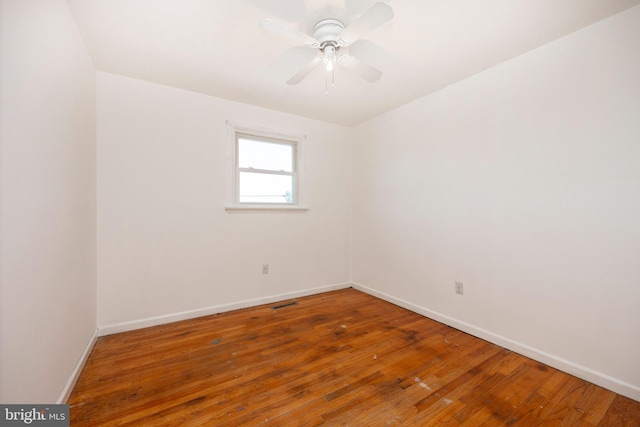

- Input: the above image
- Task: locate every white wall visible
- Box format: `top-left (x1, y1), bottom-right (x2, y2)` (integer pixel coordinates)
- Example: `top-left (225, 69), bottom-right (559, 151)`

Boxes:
top-left (0, 0), bottom-right (97, 403)
top-left (352, 6), bottom-right (640, 400)
top-left (97, 72), bottom-right (351, 329)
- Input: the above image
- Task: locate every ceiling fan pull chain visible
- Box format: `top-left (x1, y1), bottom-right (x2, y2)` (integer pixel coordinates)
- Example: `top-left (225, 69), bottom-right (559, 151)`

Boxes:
top-left (325, 72), bottom-right (329, 95)
top-left (332, 65), bottom-right (335, 88)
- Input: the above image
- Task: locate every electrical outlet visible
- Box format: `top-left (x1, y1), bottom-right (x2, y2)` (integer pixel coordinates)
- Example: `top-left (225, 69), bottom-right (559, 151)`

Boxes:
top-left (455, 281), bottom-right (464, 295)
top-left (262, 264), bottom-right (269, 274)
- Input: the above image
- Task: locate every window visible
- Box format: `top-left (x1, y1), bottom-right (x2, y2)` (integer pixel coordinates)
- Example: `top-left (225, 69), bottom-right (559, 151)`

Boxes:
top-left (238, 137), bottom-right (295, 204)
top-left (226, 122), bottom-right (307, 212)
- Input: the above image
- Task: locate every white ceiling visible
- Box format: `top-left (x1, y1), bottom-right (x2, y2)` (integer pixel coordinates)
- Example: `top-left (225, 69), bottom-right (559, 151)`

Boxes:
top-left (67, 0), bottom-right (640, 126)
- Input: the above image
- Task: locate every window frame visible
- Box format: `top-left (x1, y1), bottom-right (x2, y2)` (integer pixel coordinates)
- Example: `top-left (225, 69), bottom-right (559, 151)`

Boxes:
top-left (225, 121), bottom-right (308, 213)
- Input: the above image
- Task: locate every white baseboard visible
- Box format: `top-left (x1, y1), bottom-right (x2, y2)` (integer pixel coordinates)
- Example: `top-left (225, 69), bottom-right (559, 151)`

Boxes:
top-left (352, 282), bottom-right (640, 402)
top-left (98, 282), bottom-right (353, 337)
top-left (57, 329), bottom-right (98, 404)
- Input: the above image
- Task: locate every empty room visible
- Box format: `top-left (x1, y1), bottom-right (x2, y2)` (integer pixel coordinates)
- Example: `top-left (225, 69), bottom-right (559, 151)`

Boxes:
top-left (1, 0), bottom-right (639, 425)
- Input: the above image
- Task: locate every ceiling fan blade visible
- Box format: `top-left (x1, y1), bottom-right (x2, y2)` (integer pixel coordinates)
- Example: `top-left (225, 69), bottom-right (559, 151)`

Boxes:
top-left (243, 0), bottom-right (308, 23)
top-left (338, 2), bottom-right (394, 46)
top-left (259, 18), bottom-right (320, 47)
top-left (305, 0), bottom-right (345, 13)
top-left (287, 55), bottom-right (323, 84)
top-left (338, 54), bottom-right (382, 82)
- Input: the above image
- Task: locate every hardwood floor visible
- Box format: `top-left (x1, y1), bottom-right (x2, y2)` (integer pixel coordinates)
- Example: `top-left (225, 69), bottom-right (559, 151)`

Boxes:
top-left (68, 288), bottom-right (640, 426)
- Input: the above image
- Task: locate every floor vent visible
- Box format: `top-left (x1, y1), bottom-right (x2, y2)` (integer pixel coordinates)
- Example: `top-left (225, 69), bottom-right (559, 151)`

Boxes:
top-left (272, 301), bottom-right (298, 310)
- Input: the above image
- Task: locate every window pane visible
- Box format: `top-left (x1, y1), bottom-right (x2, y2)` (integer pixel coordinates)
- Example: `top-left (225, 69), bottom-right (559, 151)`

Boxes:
top-left (239, 172), bottom-right (294, 204)
top-left (238, 138), bottom-right (293, 172)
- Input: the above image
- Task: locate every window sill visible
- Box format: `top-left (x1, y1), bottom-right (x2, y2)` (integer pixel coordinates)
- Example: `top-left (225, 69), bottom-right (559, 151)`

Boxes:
top-left (225, 205), bottom-right (309, 214)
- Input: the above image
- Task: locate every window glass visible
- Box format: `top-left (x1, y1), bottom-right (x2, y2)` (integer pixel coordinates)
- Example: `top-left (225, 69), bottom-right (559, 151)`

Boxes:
top-left (239, 172), bottom-right (294, 204)
top-left (238, 138), bottom-right (293, 172)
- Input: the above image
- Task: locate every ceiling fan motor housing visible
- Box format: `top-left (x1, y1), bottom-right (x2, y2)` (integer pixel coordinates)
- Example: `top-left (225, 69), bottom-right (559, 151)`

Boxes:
top-left (313, 19), bottom-right (345, 44)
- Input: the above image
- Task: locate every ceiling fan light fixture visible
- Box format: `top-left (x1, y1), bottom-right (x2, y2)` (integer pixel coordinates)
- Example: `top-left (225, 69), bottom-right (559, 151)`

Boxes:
top-left (323, 44), bottom-right (337, 72)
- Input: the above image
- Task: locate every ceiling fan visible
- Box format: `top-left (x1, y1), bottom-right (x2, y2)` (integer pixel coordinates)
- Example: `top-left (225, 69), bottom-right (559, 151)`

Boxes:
top-left (259, 2), bottom-right (394, 87)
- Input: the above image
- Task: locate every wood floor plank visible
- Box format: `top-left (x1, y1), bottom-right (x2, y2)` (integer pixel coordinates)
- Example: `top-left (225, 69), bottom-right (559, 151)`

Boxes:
top-left (68, 288), bottom-right (640, 426)
top-left (576, 384), bottom-right (617, 426)
top-left (599, 395), bottom-right (640, 426)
